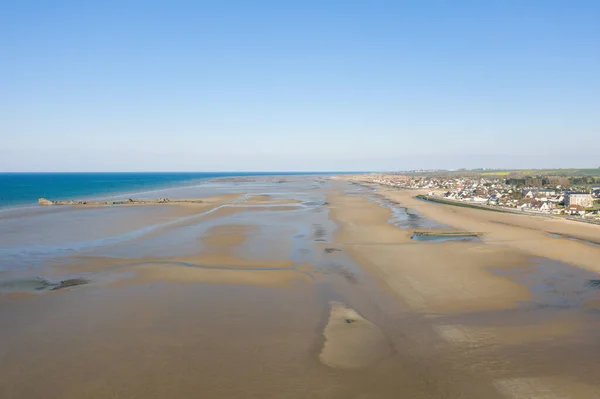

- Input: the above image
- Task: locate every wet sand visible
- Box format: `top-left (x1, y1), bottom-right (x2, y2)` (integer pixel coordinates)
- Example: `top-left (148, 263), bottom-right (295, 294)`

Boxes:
top-left (334, 177), bottom-right (600, 397)
top-left (375, 184), bottom-right (600, 272)
top-left (1, 176), bottom-right (600, 398)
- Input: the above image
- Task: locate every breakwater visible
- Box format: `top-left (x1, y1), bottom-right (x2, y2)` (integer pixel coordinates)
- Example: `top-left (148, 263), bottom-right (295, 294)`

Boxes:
top-left (38, 198), bottom-right (204, 206)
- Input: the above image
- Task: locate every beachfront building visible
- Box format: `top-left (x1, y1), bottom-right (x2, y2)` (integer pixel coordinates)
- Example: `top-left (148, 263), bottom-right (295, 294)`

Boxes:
top-left (566, 204), bottom-right (586, 216)
top-left (564, 192), bottom-right (594, 208)
top-left (538, 189), bottom-right (556, 196)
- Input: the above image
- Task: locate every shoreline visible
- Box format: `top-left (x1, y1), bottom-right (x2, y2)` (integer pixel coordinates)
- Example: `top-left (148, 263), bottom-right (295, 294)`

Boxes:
top-left (0, 171), bottom-right (342, 210)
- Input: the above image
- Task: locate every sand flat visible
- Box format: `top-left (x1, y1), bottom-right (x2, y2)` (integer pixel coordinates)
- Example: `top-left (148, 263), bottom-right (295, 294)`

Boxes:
top-left (329, 188), bottom-right (531, 313)
top-left (319, 301), bottom-right (392, 369)
top-left (2, 176), bottom-right (600, 398)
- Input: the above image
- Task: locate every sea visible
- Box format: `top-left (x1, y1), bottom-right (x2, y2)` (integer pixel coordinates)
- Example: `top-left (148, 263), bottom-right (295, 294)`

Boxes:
top-left (0, 172), bottom-right (331, 209)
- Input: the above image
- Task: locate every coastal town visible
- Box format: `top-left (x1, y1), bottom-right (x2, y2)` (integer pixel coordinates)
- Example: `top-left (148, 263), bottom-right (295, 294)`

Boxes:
top-left (361, 173), bottom-right (600, 221)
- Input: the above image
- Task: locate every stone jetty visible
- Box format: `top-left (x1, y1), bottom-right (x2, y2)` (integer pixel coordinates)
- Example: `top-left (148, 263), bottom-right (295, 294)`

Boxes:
top-left (38, 198), bottom-right (204, 206)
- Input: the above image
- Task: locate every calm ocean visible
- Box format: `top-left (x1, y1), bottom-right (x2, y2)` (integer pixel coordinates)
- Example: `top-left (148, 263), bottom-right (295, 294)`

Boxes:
top-left (0, 172), bottom-right (326, 208)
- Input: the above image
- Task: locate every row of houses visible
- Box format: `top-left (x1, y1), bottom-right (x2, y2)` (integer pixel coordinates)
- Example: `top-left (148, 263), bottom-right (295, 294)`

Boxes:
top-left (366, 174), bottom-right (600, 219)
top-left (442, 189), bottom-right (596, 215)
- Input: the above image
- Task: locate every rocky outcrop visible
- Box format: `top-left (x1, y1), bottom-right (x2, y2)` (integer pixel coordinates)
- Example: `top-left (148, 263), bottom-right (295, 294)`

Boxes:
top-left (38, 198), bottom-right (54, 205)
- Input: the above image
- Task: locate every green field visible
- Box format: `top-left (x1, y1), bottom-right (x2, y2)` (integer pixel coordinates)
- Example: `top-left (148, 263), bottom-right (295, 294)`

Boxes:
top-left (408, 168), bottom-right (600, 178)
top-left (481, 171), bottom-right (511, 176)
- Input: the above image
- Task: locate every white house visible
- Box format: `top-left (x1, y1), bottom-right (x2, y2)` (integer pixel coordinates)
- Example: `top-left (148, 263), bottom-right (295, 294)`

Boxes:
top-left (538, 189), bottom-right (556, 196)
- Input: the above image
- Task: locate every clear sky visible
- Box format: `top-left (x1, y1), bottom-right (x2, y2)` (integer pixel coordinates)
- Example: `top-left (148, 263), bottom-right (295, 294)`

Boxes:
top-left (1, 1), bottom-right (599, 172)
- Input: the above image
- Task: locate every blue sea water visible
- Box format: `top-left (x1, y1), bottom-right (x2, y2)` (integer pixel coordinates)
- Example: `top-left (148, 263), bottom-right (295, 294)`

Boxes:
top-left (0, 172), bottom-right (326, 208)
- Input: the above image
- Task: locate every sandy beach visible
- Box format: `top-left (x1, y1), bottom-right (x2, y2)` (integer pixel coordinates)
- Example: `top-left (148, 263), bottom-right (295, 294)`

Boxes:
top-left (1, 175), bottom-right (600, 398)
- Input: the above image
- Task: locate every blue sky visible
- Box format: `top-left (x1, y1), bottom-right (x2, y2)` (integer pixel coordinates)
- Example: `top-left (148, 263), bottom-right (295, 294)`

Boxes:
top-left (1, 0), bottom-right (599, 171)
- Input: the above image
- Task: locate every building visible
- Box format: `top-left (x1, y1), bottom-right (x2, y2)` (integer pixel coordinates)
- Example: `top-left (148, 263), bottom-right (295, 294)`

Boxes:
top-left (564, 192), bottom-right (594, 208)
top-left (538, 189), bottom-right (556, 196)
top-left (522, 189), bottom-right (536, 198)
top-left (566, 204), bottom-right (586, 216)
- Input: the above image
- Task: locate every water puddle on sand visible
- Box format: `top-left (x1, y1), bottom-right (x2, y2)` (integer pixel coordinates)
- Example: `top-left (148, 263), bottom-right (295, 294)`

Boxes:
top-left (0, 184), bottom-right (333, 271)
top-left (490, 258), bottom-right (600, 310)
top-left (0, 276), bottom-right (90, 293)
top-left (384, 201), bottom-right (450, 229)
top-left (366, 192), bottom-right (450, 230)
top-left (547, 233), bottom-right (600, 248)
top-left (301, 201), bottom-right (329, 207)
top-left (345, 185), bottom-right (451, 230)
top-left (437, 257), bottom-right (600, 342)
top-left (0, 196), bottom-right (333, 292)
top-left (429, 258), bottom-right (600, 394)
top-left (411, 234), bottom-right (480, 243)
